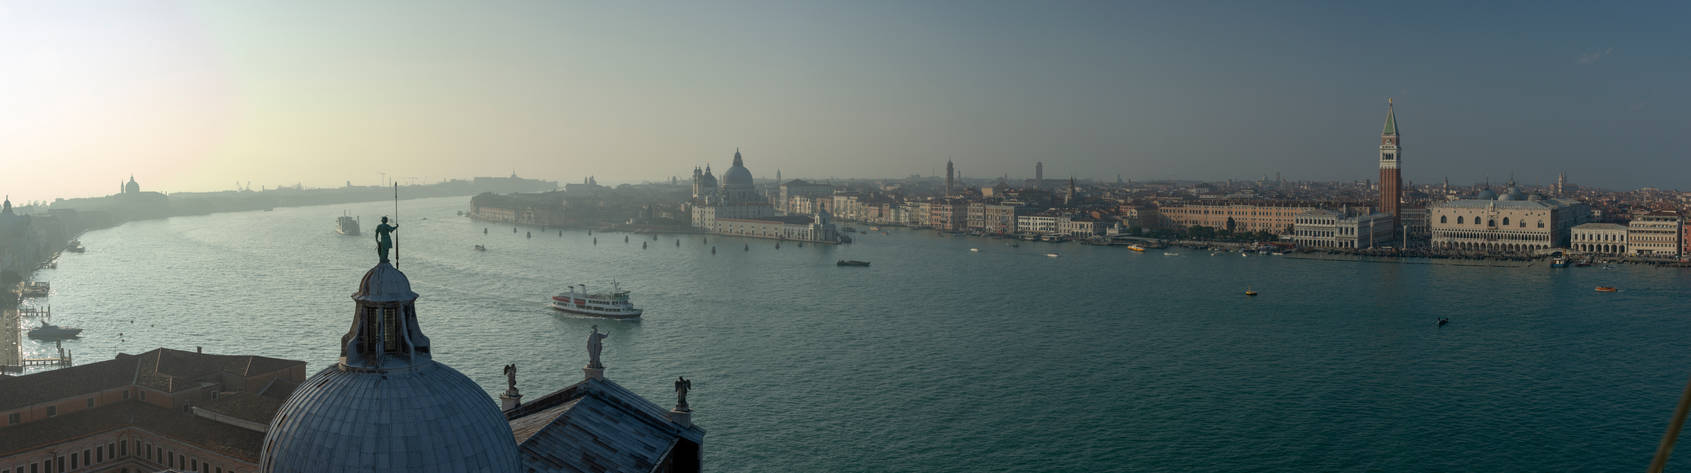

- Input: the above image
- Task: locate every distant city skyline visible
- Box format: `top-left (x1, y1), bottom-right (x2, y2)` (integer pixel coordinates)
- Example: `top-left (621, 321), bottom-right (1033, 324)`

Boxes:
top-left (2, 1), bottom-right (1687, 203)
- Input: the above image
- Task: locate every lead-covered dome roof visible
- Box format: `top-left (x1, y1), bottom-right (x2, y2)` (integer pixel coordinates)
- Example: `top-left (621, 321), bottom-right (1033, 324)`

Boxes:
top-left (260, 361), bottom-right (521, 473)
top-left (722, 149), bottom-right (754, 189)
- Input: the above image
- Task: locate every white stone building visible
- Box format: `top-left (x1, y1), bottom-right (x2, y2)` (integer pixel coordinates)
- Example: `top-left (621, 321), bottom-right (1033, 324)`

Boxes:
top-left (1627, 213), bottom-right (1682, 257)
top-left (1429, 182), bottom-right (1588, 253)
top-left (1292, 208), bottom-right (1395, 249)
top-left (1570, 223), bottom-right (1628, 255)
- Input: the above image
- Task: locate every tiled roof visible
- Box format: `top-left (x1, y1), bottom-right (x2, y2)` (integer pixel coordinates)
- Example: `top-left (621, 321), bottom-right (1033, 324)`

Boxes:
top-left (0, 400), bottom-right (267, 460)
top-left (0, 348), bottom-right (305, 410)
top-left (197, 391), bottom-right (287, 426)
top-left (135, 348), bottom-right (305, 393)
top-left (1434, 199), bottom-right (1579, 210)
top-left (507, 378), bottom-right (704, 473)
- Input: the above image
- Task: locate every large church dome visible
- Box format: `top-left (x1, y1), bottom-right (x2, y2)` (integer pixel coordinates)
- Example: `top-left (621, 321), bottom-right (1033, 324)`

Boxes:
top-left (721, 149), bottom-right (754, 189)
top-left (259, 262), bottom-right (521, 473)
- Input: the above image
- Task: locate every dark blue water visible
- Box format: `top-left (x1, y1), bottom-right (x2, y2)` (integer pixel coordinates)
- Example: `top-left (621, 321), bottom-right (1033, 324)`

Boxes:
top-left (23, 197), bottom-right (1691, 471)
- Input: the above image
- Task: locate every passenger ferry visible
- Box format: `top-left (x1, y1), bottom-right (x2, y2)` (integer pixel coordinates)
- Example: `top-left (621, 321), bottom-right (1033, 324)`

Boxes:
top-left (336, 213), bottom-right (361, 236)
top-left (550, 283), bottom-right (643, 319)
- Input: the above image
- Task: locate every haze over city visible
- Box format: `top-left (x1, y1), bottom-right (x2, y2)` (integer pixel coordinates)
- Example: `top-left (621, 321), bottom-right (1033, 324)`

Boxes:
top-left (2, 1), bottom-right (1687, 203)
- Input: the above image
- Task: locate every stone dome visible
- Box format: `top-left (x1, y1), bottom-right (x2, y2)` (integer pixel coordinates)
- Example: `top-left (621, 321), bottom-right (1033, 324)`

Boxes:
top-left (259, 262), bottom-right (520, 473)
top-left (260, 362), bottom-right (522, 473)
top-left (1476, 189), bottom-right (1498, 200)
top-left (721, 149), bottom-right (754, 189)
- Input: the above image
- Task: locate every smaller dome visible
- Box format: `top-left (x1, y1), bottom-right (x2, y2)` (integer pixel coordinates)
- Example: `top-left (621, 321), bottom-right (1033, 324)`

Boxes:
top-left (1476, 189), bottom-right (1498, 200)
top-left (355, 262), bottom-right (418, 303)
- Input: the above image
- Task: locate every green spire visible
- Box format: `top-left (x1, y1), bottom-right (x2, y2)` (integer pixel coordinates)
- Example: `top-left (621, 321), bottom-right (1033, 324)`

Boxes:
top-left (1382, 98), bottom-right (1398, 136)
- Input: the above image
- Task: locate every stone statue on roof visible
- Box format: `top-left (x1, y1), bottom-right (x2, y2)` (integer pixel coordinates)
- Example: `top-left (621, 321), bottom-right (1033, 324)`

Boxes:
top-left (586, 325), bottom-right (608, 369)
top-left (674, 376), bottom-right (692, 411)
top-left (374, 216), bottom-right (398, 263)
top-left (503, 363), bottom-right (517, 393)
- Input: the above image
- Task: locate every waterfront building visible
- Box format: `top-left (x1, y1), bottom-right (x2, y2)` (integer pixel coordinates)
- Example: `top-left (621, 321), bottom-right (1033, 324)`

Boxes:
top-left (1291, 208), bottom-right (1395, 249)
top-left (1428, 182), bottom-right (1589, 253)
top-left (1058, 216), bottom-right (1104, 238)
top-left (0, 348), bottom-right (307, 473)
top-left (1016, 214), bottom-right (1059, 234)
top-left (983, 203), bottom-right (1023, 235)
top-left (1155, 201), bottom-right (1316, 234)
top-left (1570, 223), bottom-right (1628, 255)
top-left (1626, 212), bottom-right (1682, 257)
top-left (1378, 99), bottom-right (1403, 229)
top-left (779, 179), bottom-right (834, 214)
top-left (1684, 220), bottom-right (1691, 257)
top-left (930, 199), bottom-right (968, 232)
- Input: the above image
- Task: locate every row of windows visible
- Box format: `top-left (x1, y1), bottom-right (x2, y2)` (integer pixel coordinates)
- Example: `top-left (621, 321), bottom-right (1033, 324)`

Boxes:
top-left (1441, 215), bottom-right (1545, 228)
top-left (1574, 233), bottom-right (1627, 242)
top-left (1437, 232), bottom-right (1550, 242)
top-left (1, 436), bottom-right (241, 473)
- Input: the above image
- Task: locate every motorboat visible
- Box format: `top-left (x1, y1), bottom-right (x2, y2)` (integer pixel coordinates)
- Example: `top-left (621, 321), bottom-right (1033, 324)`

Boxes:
top-left (1244, 287), bottom-right (1258, 297)
top-left (1044, 252), bottom-right (1061, 258)
top-left (474, 244), bottom-right (487, 251)
top-left (837, 260), bottom-right (871, 267)
top-left (1126, 245), bottom-right (1145, 252)
top-left (969, 248), bottom-right (980, 253)
top-left (66, 240), bottom-right (86, 253)
top-left (28, 323), bottom-right (82, 340)
top-left (1163, 251), bottom-right (1180, 256)
top-left (1549, 258), bottom-right (1569, 268)
top-left (1595, 286), bottom-right (1619, 293)
top-left (550, 283), bottom-right (643, 319)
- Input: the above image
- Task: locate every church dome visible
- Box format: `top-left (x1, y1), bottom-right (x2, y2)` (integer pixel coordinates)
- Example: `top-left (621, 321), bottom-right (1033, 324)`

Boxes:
top-left (260, 263), bottom-right (520, 473)
top-left (1476, 189), bottom-right (1498, 200)
top-left (722, 149), bottom-right (754, 189)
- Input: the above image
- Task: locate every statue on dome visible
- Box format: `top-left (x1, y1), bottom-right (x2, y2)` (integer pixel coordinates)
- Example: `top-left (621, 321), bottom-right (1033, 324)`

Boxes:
top-left (374, 216), bottom-right (398, 262)
top-left (674, 376), bottom-right (692, 411)
top-left (586, 325), bottom-right (609, 369)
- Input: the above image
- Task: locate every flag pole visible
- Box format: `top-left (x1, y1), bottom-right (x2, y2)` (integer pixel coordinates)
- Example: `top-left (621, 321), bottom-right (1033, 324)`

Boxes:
top-left (393, 182), bottom-right (400, 267)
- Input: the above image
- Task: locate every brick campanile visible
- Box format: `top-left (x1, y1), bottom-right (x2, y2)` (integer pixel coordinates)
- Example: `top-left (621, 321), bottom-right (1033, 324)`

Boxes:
top-left (1378, 99), bottom-right (1401, 229)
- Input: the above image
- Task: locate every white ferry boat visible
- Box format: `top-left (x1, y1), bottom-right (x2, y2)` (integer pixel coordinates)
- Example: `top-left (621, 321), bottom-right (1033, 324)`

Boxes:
top-left (550, 283), bottom-right (643, 319)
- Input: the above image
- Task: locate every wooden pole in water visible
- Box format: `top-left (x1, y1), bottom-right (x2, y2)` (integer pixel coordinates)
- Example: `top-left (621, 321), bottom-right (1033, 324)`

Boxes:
top-left (1648, 373), bottom-right (1691, 473)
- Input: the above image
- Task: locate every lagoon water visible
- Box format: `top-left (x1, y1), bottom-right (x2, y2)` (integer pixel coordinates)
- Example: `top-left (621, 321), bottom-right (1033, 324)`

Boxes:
top-left (22, 196), bottom-right (1691, 472)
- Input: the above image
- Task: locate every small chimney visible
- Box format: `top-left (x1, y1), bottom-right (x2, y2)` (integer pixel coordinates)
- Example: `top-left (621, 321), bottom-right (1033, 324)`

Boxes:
top-left (196, 346), bottom-right (202, 354)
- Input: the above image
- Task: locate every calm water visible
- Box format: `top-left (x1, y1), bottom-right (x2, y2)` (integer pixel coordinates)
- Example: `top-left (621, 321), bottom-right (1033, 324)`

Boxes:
top-left (22, 196), bottom-right (1691, 472)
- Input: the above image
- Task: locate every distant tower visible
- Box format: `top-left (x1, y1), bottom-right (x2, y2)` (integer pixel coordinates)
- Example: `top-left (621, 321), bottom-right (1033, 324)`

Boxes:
top-left (1442, 176), bottom-right (1450, 196)
top-left (1378, 99), bottom-right (1402, 228)
top-left (1065, 177), bottom-right (1077, 205)
top-left (1035, 162), bottom-right (1044, 190)
top-left (777, 169), bottom-right (782, 184)
top-left (1556, 171), bottom-right (1566, 196)
top-left (945, 160), bottom-right (955, 195)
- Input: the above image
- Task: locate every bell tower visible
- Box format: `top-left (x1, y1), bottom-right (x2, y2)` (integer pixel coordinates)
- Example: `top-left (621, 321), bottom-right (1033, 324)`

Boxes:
top-left (1378, 99), bottom-right (1401, 229)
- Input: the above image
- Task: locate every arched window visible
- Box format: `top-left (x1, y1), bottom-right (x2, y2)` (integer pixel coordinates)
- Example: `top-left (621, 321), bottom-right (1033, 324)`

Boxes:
top-left (1488, 219), bottom-right (1495, 227)
top-left (1537, 220), bottom-right (1544, 228)
top-left (1457, 216), bottom-right (1464, 224)
top-left (1503, 217), bottom-right (1510, 226)
top-left (1440, 216), bottom-right (1448, 223)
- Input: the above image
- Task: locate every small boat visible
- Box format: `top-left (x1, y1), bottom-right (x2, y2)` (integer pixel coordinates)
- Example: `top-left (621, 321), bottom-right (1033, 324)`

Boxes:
top-left (474, 244), bottom-right (487, 251)
top-left (837, 260), bottom-right (871, 267)
top-left (1240, 252), bottom-right (1249, 258)
top-left (550, 283), bottom-right (643, 319)
top-left (970, 248), bottom-right (980, 252)
top-left (1436, 317), bottom-right (1449, 327)
top-left (28, 323), bottom-right (82, 340)
top-left (1045, 252), bottom-right (1061, 258)
top-left (1244, 287), bottom-right (1258, 297)
top-left (1126, 245), bottom-right (1145, 252)
top-left (1549, 258), bottom-right (1569, 268)
top-left (1163, 251), bottom-right (1180, 256)
top-left (66, 240), bottom-right (86, 253)
top-left (744, 244), bottom-right (749, 251)
top-left (1595, 286), bottom-right (1618, 293)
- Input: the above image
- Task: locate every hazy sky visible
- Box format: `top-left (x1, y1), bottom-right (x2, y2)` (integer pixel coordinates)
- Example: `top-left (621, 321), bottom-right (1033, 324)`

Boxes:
top-left (1, 1), bottom-right (1687, 202)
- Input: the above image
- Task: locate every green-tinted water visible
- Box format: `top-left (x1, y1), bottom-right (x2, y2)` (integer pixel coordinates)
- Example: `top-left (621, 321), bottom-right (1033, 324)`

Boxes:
top-left (24, 197), bottom-right (1691, 471)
